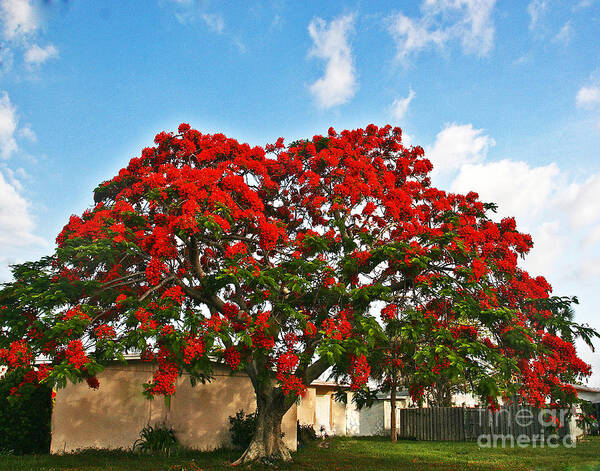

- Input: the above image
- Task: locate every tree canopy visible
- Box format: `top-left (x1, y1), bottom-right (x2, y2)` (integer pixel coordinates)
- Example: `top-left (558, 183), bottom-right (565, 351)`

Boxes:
top-left (0, 124), bottom-right (596, 462)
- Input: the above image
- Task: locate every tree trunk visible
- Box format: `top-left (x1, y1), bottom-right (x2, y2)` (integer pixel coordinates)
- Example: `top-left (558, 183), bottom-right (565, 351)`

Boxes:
top-left (232, 401), bottom-right (291, 465)
top-left (390, 373), bottom-right (397, 443)
top-left (233, 357), bottom-right (329, 464)
top-left (232, 374), bottom-right (293, 464)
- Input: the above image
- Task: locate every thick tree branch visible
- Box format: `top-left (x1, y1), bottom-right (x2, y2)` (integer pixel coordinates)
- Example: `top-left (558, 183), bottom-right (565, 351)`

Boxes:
top-left (139, 275), bottom-right (176, 301)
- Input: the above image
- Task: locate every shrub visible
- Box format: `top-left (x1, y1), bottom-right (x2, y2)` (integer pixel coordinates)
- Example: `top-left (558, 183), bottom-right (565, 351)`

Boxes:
top-left (228, 410), bottom-right (256, 449)
top-left (297, 423), bottom-right (317, 446)
top-left (0, 368), bottom-right (52, 454)
top-left (133, 423), bottom-right (179, 455)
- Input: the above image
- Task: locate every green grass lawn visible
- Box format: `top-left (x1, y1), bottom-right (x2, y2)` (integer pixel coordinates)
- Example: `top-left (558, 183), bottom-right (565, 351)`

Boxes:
top-left (3, 437), bottom-right (600, 471)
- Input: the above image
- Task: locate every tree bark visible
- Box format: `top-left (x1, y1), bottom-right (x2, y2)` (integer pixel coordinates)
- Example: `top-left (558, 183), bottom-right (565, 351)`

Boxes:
top-left (232, 394), bottom-right (291, 465)
top-left (390, 372), bottom-right (397, 443)
top-left (232, 364), bottom-right (292, 464)
top-left (232, 357), bottom-right (329, 464)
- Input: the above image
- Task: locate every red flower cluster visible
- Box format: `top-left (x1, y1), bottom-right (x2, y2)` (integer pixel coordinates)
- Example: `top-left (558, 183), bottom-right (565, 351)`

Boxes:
top-left (64, 340), bottom-right (88, 369)
top-left (86, 376), bottom-right (100, 390)
top-left (322, 313), bottom-right (352, 340)
top-left (224, 346), bottom-right (241, 370)
top-left (135, 307), bottom-right (158, 331)
top-left (281, 375), bottom-right (307, 397)
top-left (349, 354), bottom-right (370, 391)
top-left (63, 306), bottom-right (91, 322)
top-left (225, 242), bottom-right (248, 259)
top-left (277, 352), bottom-right (299, 376)
top-left (351, 250), bottom-right (372, 266)
top-left (161, 285), bottom-right (184, 305)
top-left (259, 221), bottom-right (280, 251)
top-left (182, 336), bottom-right (205, 365)
top-left (8, 364), bottom-right (52, 397)
top-left (147, 346), bottom-right (178, 396)
top-left (381, 304), bottom-right (399, 321)
top-left (0, 340), bottom-right (33, 369)
top-left (146, 257), bottom-right (166, 286)
top-left (303, 322), bottom-right (317, 338)
top-left (95, 324), bottom-right (116, 340)
top-left (451, 325), bottom-right (478, 340)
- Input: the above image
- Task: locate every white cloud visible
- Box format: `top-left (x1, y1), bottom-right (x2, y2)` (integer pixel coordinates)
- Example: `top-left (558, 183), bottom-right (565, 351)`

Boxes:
top-left (0, 1), bottom-right (57, 75)
top-left (527, 0), bottom-right (547, 30)
top-left (308, 14), bottom-right (357, 109)
top-left (522, 221), bottom-right (567, 276)
top-left (446, 0), bottom-right (496, 55)
top-left (553, 21), bottom-right (573, 44)
top-left (432, 122), bottom-right (600, 289)
top-left (0, 45), bottom-right (13, 74)
top-left (427, 123), bottom-right (495, 175)
top-left (0, 169), bottom-right (47, 281)
top-left (18, 123), bottom-right (35, 141)
top-left (0, 91), bottom-right (18, 159)
top-left (574, 0), bottom-right (593, 9)
top-left (201, 13), bottom-right (225, 34)
top-left (0, 170), bottom-right (44, 236)
top-left (576, 86), bottom-right (600, 108)
top-left (575, 256), bottom-right (600, 281)
top-left (0, 0), bottom-right (39, 40)
top-left (2, 165), bottom-right (23, 190)
top-left (427, 121), bottom-right (600, 383)
top-left (450, 159), bottom-right (559, 222)
top-left (388, 0), bottom-right (496, 62)
top-left (387, 12), bottom-right (448, 61)
top-left (24, 43), bottom-right (58, 64)
top-left (0, 171), bottom-right (32, 242)
top-left (583, 225), bottom-right (600, 248)
top-left (560, 174), bottom-right (600, 228)
top-left (390, 88), bottom-right (415, 120)
top-left (447, 154), bottom-right (600, 288)
top-left (270, 14), bottom-right (283, 31)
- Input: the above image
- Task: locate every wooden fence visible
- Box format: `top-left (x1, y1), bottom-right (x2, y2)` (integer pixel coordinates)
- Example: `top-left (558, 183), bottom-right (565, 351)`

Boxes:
top-left (397, 406), bottom-right (571, 441)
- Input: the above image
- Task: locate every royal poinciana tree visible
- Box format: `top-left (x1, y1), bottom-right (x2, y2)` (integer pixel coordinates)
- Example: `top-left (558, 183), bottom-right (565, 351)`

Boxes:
top-left (0, 124), bottom-right (597, 462)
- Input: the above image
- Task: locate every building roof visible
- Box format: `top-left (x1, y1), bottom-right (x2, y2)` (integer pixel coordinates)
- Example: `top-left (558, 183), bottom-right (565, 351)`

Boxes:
top-left (309, 379), bottom-right (350, 388)
top-left (375, 390), bottom-right (410, 400)
top-left (571, 384), bottom-right (600, 393)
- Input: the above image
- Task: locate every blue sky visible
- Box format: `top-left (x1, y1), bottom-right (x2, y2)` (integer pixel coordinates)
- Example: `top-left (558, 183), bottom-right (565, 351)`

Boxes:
top-left (1, 0), bottom-right (600, 383)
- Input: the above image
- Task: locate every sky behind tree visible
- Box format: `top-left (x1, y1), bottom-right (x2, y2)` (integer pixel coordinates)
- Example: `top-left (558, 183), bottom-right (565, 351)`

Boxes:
top-left (1, 0), bottom-right (600, 384)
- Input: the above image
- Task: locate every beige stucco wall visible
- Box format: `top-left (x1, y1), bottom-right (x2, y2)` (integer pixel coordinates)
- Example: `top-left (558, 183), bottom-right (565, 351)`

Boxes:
top-left (298, 387), bottom-right (316, 425)
top-left (51, 361), bottom-right (296, 453)
top-left (297, 385), bottom-right (348, 436)
top-left (358, 401), bottom-right (385, 436)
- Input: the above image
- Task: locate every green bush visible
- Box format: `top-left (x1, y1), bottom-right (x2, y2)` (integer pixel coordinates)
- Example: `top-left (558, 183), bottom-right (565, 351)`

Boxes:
top-left (298, 423), bottom-right (317, 446)
top-left (133, 423), bottom-right (179, 455)
top-left (0, 368), bottom-right (52, 454)
top-left (228, 410), bottom-right (256, 449)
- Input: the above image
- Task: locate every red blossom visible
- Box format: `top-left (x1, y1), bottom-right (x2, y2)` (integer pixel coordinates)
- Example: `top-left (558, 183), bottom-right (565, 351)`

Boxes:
top-left (64, 340), bottom-right (88, 369)
top-left (86, 376), bottom-right (100, 390)
top-left (349, 354), bottom-right (370, 391)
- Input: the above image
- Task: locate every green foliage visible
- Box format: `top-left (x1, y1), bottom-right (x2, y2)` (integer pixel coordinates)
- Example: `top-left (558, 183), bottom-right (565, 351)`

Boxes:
top-left (228, 410), bottom-right (256, 449)
top-left (297, 423), bottom-right (317, 446)
top-left (133, 423), bottom-right (179, 455)
top-left (0, 368), bottom-right (52, 454)
top-left (578, 401), bottom-right (600, 436)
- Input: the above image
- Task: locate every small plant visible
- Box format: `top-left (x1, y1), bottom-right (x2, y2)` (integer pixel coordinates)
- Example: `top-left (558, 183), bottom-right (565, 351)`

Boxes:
top-left (133, 423), bottom-right (179, 455)
top-left (578, 401), bottom-right (600, 436)
top-left (228, 410), bottom-right (256, 449)
top-left (297, 423), bottom-right (317, 446)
